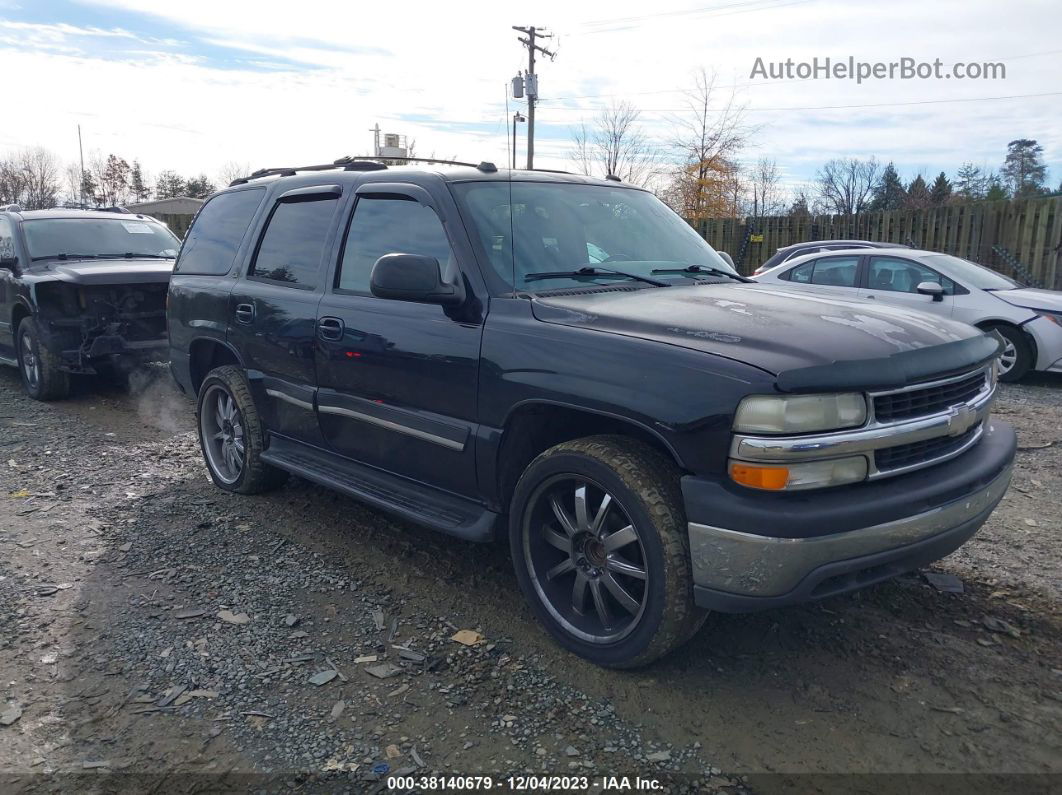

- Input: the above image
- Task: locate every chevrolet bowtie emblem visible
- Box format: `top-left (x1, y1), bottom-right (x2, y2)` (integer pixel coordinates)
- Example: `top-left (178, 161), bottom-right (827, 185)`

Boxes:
top-left (947, 405), bottom-right (978, 437)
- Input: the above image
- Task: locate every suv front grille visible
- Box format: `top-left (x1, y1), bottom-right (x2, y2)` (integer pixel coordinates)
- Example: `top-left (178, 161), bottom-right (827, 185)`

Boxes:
top-left (874, 424), bottom-right (981, 472)
top-left (873, 370), bottom-right (987, 423)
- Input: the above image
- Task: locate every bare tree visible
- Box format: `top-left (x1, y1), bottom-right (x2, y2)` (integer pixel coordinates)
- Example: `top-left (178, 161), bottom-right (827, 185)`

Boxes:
top-left (664, 68), bottom-right (751, 219)
top-left (568, 101), bottom-right (658, 187)
top-left (63, 163), bottom-right (82, 204)
top-left (217, 161), bottom-right (252, 187)
top-left (0, 156), bottom-right (26, 206)
top-left (815, 157), bottom-right (881, 215)
top-left (744, 157), bottom-right (785, 219)
top-left (12, 148), bottom-right (61, 210)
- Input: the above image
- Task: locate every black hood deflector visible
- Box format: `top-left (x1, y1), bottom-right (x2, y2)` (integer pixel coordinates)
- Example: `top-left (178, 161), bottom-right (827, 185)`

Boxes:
top-left (775, 332), bottom-right (1003, 393)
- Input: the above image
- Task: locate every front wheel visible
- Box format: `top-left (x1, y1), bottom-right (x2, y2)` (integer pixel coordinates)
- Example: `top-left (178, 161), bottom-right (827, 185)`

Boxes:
top-left (989, 325), bottom-right (1033, 382)
top-left (16, 318), bottom-right (70, 401)
top-left (509, 436), bottom-right (705, 668)
top-left (196, 365), bottom-right (288, 494)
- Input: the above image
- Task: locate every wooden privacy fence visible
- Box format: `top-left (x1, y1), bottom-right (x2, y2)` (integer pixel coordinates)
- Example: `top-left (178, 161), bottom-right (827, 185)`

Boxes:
top-left (692, 197), bottom-right (1062, 288)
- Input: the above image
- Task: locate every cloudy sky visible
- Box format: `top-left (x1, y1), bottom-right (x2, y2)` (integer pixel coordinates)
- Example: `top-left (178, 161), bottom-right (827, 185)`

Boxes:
top-left (2, 0), bottom-right (1059, 193)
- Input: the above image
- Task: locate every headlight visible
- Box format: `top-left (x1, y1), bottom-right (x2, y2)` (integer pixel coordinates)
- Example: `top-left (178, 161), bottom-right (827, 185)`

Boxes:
top-left (729, 456), bottom-right (868, 491)
top-left (1036, 310), bottom-right (1062, 327)
top-left (733, 393), bottom-right (867, 434)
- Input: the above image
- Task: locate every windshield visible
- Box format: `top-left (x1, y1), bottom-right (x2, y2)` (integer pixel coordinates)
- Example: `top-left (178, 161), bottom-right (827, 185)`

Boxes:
top-left (23, 218), bottom-right (181, 261)
top-left (922, 253), bottom-right (1020, 291)
top-left (452, 182), bottom-right (737, 291)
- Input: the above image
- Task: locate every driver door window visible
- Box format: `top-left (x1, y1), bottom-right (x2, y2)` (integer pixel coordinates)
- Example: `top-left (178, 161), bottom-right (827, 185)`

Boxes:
top-left (861, 256), bottom-right (954, 317)
top-left (336, 198), bottom-right (453, 294)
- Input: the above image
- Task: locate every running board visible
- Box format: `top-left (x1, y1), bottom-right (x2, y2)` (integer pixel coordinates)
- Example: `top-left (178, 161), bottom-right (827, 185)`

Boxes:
top-left (0, 354), bottom-right (17, 367)
top-left (260, 435), bottom-right (497, 543)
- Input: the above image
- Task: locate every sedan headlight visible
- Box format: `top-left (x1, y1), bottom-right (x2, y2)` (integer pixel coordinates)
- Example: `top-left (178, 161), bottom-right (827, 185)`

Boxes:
top-left (733, 393), bottom-right (867, 434)
top-left (1036, 310), bottom-right (1062, 327)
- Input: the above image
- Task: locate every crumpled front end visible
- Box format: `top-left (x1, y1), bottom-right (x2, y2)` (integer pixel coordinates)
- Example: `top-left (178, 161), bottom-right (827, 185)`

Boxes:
top-left (34, 281), bottom-right (169, 373)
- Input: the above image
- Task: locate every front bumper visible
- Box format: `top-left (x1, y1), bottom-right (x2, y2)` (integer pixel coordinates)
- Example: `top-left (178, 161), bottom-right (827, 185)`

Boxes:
top-left (59, 336), bottom-right (168, 372)
top-left (1023, 314), bottom-right (1062, 372)
top-left (685, 420), bottom-right (1015, 612)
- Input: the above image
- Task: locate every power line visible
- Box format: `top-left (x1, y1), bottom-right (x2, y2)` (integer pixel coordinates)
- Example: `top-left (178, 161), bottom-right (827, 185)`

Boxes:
top-left (534, 90), bottom-right (1062, 115)
top-left (535, 47), bottom-right (1062, 104)
top-left (574, 0), bottom-right (815, 35)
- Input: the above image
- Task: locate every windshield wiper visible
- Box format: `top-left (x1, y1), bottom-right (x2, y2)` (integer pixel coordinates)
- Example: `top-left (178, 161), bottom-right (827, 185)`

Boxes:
top-left (96, 252), bottom-right (175, 260)
top-left (650, 264), bottom-right (754, 283)
top-left (31, 253), bottom-right (98, 261)
top-left (524, 266), bottom-right (669, 288)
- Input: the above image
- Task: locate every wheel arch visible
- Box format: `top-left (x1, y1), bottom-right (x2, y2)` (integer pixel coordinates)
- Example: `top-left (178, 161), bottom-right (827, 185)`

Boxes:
top-left (188, 337), bottom-right (243, 396)
top-left (11, 298), bottom-right (32, 332)
top-left (494, 400), bottom-right (685, 511)
top-left (975, 319), bottom-right (1037, 364)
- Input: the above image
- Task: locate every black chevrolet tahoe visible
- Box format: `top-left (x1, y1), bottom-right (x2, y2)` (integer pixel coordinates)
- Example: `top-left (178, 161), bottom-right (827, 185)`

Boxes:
top-left (0, 206), bottom-right (179, 400)
top-left (166, 159), bottom-right (1015, 668)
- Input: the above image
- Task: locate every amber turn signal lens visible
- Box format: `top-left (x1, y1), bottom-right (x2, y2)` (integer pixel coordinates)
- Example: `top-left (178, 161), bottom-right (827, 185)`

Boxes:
top-left (729, 462), bottom-right (789, 490)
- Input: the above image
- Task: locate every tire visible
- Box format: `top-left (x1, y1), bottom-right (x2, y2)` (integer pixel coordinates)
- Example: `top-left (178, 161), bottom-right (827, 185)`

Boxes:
top-left (16, 317), bottom-right (70, 401)
top-left (988, 324), bottom-right (1033, 382)
top-left (509, 435), bottom-right (706, 668)
top-left (196, 365), bottom-right (288, 494)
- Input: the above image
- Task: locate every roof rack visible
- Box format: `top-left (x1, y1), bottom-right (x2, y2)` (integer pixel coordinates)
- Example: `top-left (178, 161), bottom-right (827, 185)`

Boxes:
top-left (229, 155), bottom-right (498, 186)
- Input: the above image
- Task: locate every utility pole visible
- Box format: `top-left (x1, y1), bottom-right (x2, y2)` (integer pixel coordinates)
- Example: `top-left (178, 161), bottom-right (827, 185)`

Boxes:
top-left (512, 26), bottom-right (554, 170)
top-left (77, 124), bottom-right (85, 207)
top-left (512, 111), bottom-right (525, 169)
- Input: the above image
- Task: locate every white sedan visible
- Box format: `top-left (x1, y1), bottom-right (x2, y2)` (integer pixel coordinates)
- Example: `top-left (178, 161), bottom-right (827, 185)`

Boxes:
top-left (754, 248), bottom-right (1062, 381)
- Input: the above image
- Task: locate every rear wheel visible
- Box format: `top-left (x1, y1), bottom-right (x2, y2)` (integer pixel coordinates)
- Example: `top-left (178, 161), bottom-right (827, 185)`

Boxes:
top-left (509, 436), bottom-right (705, 668)
top-left (196, 365), bottom-right (288, 494)
top-left (988, 324), bottom-right (1032, 382)
top-left (16, 318), bottom-right (70, 401)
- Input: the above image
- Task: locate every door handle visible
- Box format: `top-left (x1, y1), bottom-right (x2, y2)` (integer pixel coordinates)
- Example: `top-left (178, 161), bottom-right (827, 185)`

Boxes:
top-left (317, 316), bottom-right (344, 341)
top-left (235, 303), bottom-right (255, 323)
top-left (864, 294), bottom-right (875, 299)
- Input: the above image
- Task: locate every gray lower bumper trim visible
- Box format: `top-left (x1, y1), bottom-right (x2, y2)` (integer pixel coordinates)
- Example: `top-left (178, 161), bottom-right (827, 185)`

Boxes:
top-left (688, 462), bottom-right (1012, 598)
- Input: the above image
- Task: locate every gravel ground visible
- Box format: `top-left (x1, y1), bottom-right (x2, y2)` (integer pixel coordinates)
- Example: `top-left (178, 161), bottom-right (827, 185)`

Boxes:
top-left (0, 365), bottom-right (1060, 794)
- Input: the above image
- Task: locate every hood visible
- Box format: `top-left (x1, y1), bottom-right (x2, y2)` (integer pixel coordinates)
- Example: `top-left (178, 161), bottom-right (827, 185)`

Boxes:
top-left (531, 283), bottom-right (983, 377)
top-left (994, 287), bottom-right (1062, 313)
top-left (34, 258), bottom-right (175, 286)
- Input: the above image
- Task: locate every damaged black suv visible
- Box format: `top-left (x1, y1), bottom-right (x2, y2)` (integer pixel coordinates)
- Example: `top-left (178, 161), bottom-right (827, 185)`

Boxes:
top-left (168, 160), bottom-right (1015, 668)
top-left (0, 206), bottom-right (179, 400)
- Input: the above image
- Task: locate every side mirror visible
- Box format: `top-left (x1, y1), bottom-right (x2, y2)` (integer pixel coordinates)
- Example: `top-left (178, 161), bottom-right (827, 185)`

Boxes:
top-left (716, 251), bottom-right (736, 269)
top-left (916, 281), bottom-right (945, 302)
top-left (370, 253), bottom-right (465, 307)
top-left (0, 255), bottom-right (17, 271)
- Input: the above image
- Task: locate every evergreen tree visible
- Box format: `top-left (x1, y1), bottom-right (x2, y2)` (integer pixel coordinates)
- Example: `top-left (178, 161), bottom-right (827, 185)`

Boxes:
top-left (155, 170), bottom-right (186, 199)
top-left (904, 174), bottom-right (932, 209)
top-left (183, 175), bottom-right (217, 199)
top-left (930, 172), bottom-right (952, 205)
top-left (954, 163), bottom-right (985, 200)
top-left (870, 162), bottom-right (906, 210)
top-left (1001, 139), bottom-right (1048, 197)
top-left (79, 170), bottom-right (97, 207)
top-left (130, 160), bottom-right (150, 202)
top-left (984, 173), bottom-right (1009, 201)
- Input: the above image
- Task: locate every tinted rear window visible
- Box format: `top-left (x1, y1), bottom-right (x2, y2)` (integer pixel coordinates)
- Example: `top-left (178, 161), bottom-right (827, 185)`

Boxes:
top-left (250, 197), bottom-right (337, 288)
top-left (176, 188), bottom-right (265, 275)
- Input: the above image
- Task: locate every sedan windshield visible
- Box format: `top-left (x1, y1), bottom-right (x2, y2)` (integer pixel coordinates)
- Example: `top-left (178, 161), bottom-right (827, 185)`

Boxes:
top-left (23, 218), bottom-right (181, 261)
top-left (452, 181), bottom-right (737, 291)
top-left (922, 253), bottom-right (1020, 291)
